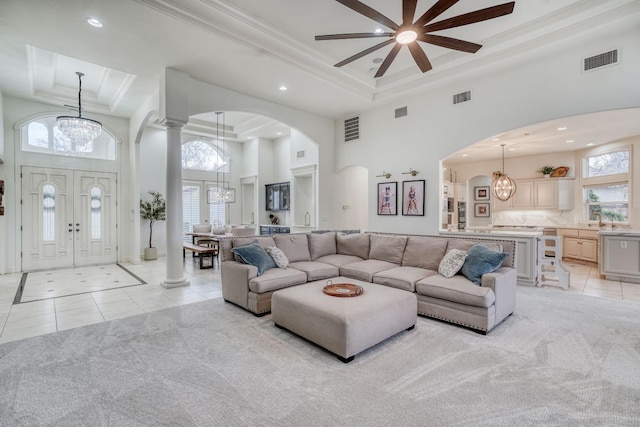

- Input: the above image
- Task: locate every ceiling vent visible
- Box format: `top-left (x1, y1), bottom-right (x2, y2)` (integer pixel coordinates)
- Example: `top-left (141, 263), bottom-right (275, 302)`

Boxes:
top-left (395, 106), bottom-right (408, 118)
top-left (583, 49), bottom-right (619, 72)
top-left (453, 91), bottom-right (472, 104)
top-left (344, 116), bottom-right (359, 143)
top-left (296, 150), bottom-right (305, 159)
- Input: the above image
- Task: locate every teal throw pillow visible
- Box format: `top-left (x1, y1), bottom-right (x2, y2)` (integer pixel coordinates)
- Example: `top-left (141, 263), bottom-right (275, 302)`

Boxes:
top-left (231, 242), bottom-right (276, 275)
top-left (460, 244), bottom-right (508, 286)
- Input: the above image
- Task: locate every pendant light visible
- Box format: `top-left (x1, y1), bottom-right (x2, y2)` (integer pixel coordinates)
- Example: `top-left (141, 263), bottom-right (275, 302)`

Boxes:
top-left (492, 144), bottom-right (517, 201)
top-left (56, 72), bottom-right (102, 152)
top-left (210, 112), bottom-right (236, 203)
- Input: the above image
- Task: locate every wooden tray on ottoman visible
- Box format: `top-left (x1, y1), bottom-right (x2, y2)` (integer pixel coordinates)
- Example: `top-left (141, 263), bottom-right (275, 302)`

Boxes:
top-left (323, 283), bottom-right (364, 297)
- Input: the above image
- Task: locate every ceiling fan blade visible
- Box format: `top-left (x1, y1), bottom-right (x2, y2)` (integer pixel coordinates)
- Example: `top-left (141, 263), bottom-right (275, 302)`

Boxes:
top-left (403, 0), bottom-right (418, 26)
top-left (414, 0), bottom-right (460, 27)
top-left (374, 43), bottom-right (403, 78)
top-left (424, 2), bottom-right (515, 33)
top-left (315, 32), bottom-right (394, 41)
top-left (417, 34), bottom-right (481, 53)
top-left (334, 39), bottom-right (396, 68)
top-left (336, 0), bottom-right (399, 31)
top-left (407, 42), bottom-right (432, 73)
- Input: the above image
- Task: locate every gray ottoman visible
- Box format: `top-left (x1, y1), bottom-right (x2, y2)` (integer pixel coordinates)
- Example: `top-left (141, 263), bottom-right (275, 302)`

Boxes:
top-left (271, 277), bottom-right (417, 363)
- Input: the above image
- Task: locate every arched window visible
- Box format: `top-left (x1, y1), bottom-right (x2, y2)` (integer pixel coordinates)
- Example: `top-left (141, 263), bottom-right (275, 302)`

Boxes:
top-left (21, 114), bottom-right (117, 160)
top-left (90, 186), bottom-right (102, 239)
top-left (182, 139), bottom-right (229, 172)
top-left (43, 184), bottom-right (55, 241)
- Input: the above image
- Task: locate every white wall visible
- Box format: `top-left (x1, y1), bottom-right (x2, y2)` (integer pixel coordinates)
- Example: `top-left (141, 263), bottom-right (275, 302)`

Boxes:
top-left (334, 21), bottom-right (640, 234)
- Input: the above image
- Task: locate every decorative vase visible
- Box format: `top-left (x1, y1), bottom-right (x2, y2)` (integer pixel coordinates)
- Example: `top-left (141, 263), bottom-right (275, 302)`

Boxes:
top-left (144, 247), bottom-right (158, 260)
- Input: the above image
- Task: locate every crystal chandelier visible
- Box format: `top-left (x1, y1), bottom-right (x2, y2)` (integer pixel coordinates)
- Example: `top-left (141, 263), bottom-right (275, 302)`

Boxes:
top-left (210, 112), bottom-right (236, 203)
top-left (492, 144), bottom-right (517, 201)
top-left (56, 72), bottom-right (102, 152)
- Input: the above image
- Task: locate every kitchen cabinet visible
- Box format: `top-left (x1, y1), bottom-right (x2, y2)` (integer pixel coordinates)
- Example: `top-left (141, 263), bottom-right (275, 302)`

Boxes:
top-left (558, 228), bottom-right (599, 263)
top-left (265, 182), bottom-right (290, 211)
top-left (493, 179), bottom-right (573, 211)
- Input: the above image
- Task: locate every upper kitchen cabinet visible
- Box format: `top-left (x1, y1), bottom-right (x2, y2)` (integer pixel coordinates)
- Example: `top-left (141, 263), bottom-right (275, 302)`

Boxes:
top-left (266, 182), bottom-right (290, 211)
top-left (493, 179), bottom-right (574, 211)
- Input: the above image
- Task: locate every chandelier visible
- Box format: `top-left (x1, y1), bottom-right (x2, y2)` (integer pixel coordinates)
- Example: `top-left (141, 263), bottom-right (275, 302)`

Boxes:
top-left (56, 72), bottom-right (102, 152)
top-left (209, 112), bottom-right (236, 203)
top-left (492, 144), bottom-right (517, 201)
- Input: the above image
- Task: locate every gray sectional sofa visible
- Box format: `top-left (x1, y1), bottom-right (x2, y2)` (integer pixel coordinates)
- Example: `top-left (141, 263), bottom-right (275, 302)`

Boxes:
top-left (220, 231), bottom-right (517, 333)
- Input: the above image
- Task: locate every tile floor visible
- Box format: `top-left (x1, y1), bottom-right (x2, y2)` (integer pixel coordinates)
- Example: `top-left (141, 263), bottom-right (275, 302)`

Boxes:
top-left (0, 257), bottom-right (222, 344)
top-left (1, 258), bottom-right (639, 344)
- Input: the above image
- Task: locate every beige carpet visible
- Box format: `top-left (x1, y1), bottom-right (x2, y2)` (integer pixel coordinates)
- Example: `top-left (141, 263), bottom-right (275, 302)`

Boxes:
top-left (1, 285), bottom-right (639, 426)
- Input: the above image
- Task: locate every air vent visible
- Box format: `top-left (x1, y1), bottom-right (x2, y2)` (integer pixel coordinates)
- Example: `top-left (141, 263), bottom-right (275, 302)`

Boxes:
top-left (344, 116), bottom-right (359, 143)
top-left (453, 91), bottom-right (472, 104)
top-left (296, 150), bottom-right (305, 159)
top-left (583, 49), bottom-right (618, 71)
top-left (395, 106), bottom-right (408, 118)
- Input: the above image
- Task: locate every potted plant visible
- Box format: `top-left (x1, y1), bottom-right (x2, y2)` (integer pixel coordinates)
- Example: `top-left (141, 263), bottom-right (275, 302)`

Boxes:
top-left (537, 166), bottom-right (555, 178)
top-left (140, 190), bottom-right (166, 260)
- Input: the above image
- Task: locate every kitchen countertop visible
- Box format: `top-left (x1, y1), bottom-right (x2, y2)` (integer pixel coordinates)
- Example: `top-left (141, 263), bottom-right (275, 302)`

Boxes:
top-left (597, 229), bottom-right (640, 236)
top-left (441, 230), bottom-right (542, 238)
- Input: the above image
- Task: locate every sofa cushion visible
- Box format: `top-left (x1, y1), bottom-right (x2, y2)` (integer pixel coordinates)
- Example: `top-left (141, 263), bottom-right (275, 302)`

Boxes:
top-left (446, 239), bottom-right (476, 253)
top-left (289, 261), bottom-right (339, 281)
top-left (402, 237), bottom-right (449, 270)
top-left (248, 268), bottom-right (307, 293)
top-left (460, 245), bottom-right (508, 285)
top-left (315, 254), bottom-right (364, 267)
top-left (231, 242), bottom-right (276, 275)
top-left (415, 275), bottom-right (496, 308)
top-left (337, 232), bottom-right (370, 259)
top-left (369, 234), bottom-right (407, 264)
top-left (373, 266), bottom-right (436, 292)
top-left (339, 259), bottom-right (397, 282)
top-left (274, 234), bottom-right (311, 263)
top-left (308, 232), bottom-right (337, 260)
top-left (438, 249), bottom-right (467, 278)
top-left (232, 236), bottom-right (276, 262)
top-left (265, 246), bottom-right (289, 268)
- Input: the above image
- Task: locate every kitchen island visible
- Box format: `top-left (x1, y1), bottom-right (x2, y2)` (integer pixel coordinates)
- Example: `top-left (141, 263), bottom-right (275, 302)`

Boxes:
top-left (440, 229), bottom-right (543, 286)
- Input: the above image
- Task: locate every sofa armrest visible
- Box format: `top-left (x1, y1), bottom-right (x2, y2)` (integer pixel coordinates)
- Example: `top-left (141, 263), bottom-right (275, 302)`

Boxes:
top-left (221, 261), bottom-right (258, 309)
top-left (481, 267), bottom-right (517, 324)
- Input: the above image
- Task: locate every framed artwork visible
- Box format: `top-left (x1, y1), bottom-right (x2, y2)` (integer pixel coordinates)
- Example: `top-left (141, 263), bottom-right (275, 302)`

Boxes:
top-left (377, 182), bottom-right (397, 215)
top-left (402, 180), bottom-right (425, 216)
top-left (474, 203), bottom-right (490, 217)
top-left (474, 186), bottom-right (490, 201)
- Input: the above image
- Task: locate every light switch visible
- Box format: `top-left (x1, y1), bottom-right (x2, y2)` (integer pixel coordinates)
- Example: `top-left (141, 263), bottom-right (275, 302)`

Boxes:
top-left (620, 241), bottom-right (628, 249)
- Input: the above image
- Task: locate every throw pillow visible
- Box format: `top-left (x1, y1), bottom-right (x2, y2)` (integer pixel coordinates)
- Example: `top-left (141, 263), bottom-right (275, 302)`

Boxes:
top-left (438, 249), bottom-right (467, 278)
top-left (266, 246), bottom-right (289, 268)
top-left (231, 242), bottom-right (276, 275)
top-left (460, 244), bottom-right (509, 285)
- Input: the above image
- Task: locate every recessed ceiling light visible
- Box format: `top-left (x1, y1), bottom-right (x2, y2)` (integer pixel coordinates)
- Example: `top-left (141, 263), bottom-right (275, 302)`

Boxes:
top-left (492, 138), bottom-right (500, 141)
top-left (508, 148), bottom-right (516, 151)
top-left (566, 139), bottom-right (575, 143)
top-left (374, 28), bottom-right (383, 34)
top-left (87, 18), bottom-right (103, 28)
top-left (279, 85), bottom-right (287, 91)
top-left (372, 57), bottom-right (383, 64)
top-left (586, 143), bottom-right (594, 146)
top-left (557, 126), bottom-right (568, 131)
top-left (276, 132), bottom-right (282, 135)
top-left (462, 154), bottom-right (468, 157)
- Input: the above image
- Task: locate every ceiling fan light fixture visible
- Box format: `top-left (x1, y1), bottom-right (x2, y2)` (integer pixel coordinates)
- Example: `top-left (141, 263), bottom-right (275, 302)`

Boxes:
top-left (396, 30), bottom-right (417, 44)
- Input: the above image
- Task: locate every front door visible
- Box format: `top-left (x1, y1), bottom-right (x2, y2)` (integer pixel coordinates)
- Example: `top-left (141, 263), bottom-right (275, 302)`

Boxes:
top-left (22, 166), bottom-right (117, 271)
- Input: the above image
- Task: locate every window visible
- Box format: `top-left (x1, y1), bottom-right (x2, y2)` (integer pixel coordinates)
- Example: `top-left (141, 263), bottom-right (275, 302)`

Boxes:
top-left (90, 186), bottom-right (102, 239)
top-left (182, 139), bottom-right (228, 172)
top-left (182, 184), bottom-right (201, 241)
top-left (582, 147), bottom-right (630, 222)
top-left (21, 114), bottom-right (117, 160)
top-left (43, 184), bottom-right (55, 241)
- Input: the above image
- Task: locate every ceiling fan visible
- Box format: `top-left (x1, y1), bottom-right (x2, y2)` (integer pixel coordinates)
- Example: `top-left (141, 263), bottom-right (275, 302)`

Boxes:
top-left (315, 0), bottom-right (515, 78)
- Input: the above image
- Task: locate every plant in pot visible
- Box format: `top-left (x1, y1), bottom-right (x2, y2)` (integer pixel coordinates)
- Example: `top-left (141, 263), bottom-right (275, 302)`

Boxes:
top-left (140, 191), bottom-right (166, 260)
top-left (538, 166), bottom-right (555, 178)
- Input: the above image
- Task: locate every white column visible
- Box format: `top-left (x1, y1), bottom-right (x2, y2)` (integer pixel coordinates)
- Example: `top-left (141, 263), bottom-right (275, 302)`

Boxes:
top-left (162, 121), bottom-right (189, 288)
